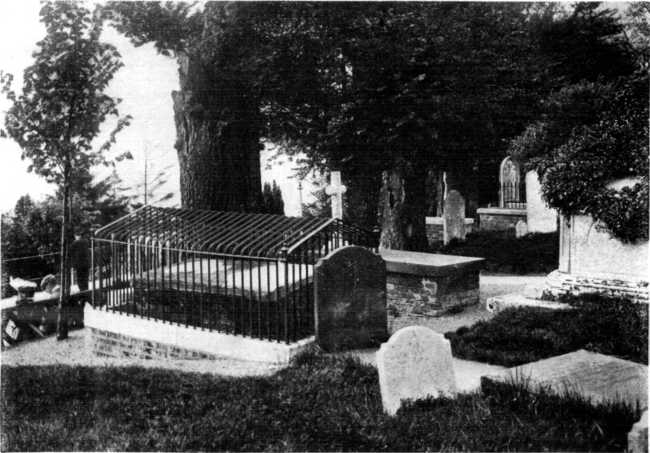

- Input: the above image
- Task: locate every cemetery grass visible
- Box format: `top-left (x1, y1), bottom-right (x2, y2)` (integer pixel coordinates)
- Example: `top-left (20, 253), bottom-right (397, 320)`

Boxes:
top-left (447, 294), bottom-right (648, 367)
top-left (1, 354), bottom-right (641, 452)
top-left (439, 231), bottom-right (558, 274)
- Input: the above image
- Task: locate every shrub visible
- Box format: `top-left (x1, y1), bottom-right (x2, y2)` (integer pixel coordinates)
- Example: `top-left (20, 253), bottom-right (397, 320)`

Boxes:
top-left (439, 230), bottom-right (558, 274)
top-left (447, 294), bottom-right (648, 366)
top-left (1, 356), bottom-right (641, 451)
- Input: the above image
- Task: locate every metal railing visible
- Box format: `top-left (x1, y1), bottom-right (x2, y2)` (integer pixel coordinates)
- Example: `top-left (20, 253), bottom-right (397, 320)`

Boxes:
top-left (92, 212), bottom-right (378, 343)
top-left (500, 181), bottom-right (526, 209)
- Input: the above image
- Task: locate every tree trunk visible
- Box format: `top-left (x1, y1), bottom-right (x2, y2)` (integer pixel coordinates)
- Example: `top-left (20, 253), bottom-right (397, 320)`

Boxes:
top-left (57, 161), bottom-right (71, 340)
top-left (173, 53), bottom-right (262, 212)
top-left (378, 163), bottom-right (429, 251)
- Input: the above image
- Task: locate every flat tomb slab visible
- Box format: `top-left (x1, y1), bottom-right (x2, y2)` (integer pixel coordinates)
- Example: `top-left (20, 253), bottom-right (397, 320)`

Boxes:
top-left (484, 350), bottom-right (648, 410)
top-left (379, 250), bottom-right (484, 277)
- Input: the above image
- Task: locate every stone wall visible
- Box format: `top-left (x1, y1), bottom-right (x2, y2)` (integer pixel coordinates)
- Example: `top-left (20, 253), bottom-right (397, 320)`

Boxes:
top-left (476, 207), bottom-right (526, 233)
top-left (386, 270), bottom-right (480, 318)
top-left (379, 250), bottom-right (484, 319)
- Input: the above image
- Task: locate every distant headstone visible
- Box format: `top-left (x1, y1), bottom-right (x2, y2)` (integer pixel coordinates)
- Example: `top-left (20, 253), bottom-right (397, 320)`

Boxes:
top-left (377, 326), bottom-right (457, 415)
top-left (515, 220), bottom-right (528, 238)
top-left (443, 190), bottom-right (465, 244)
top-left (325, 171), bottom-right (347, 220)
top-left (314, 245), bottom-right (387, 352)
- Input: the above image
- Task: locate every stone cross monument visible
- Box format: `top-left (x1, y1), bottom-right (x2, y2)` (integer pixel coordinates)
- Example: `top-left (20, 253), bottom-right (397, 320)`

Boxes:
top-left (325, 171), bottom-right (347, 220)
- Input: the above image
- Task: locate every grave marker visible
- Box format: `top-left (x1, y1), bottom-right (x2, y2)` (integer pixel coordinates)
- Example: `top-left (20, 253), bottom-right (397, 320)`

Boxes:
top-left (515, 220), bottom-right (528, 238)
top-left (377, 326), bottom-right (457, 415)
top-left (443, 190), bottom-right (465, 244)
top-left (314, 245), bottom-right (387, 352)
top-left (325, 171), bottom-right (347, 220)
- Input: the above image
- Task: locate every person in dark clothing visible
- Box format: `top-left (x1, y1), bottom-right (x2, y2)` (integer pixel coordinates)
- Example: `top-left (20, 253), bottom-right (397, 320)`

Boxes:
top-left (70, 232), bottom-right (90, 291)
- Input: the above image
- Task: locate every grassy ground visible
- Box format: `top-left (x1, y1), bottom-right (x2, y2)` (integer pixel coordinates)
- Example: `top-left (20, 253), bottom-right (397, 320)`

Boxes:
top-left (438, 231), bottom-right (558, 274)
top-left (447, 294), bottom-right (648, 367)
top-left (1, 354), bottom-right (640, 451)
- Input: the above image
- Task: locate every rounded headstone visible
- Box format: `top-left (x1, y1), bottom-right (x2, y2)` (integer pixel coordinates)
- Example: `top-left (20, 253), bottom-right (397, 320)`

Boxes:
top-left (314, 245), bottom-right (387, 352)
top-left (515, 220), bottom-right (528, 238)
top-left (377, 325), bottom-right (456, 416)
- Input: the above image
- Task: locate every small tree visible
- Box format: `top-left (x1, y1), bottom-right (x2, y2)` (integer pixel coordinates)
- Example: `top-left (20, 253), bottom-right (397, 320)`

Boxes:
top-left (1, 2), bottom-right (131, 339)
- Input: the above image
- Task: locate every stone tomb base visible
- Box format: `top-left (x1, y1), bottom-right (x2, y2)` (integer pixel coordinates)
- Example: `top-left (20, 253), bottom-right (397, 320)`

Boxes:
top-left (380, 250), bottom-right (484, 317)
top-left (84, 304), bottom-right (314, 365)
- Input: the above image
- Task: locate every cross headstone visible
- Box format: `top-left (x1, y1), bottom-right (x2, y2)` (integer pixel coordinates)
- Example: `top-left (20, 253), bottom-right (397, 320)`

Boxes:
top-left (325, 171), bottom-right (347, 220)
top-left (314, 245), bottom-right (387, 351)
top-left (377, 326), bottom-right (457, 415)
top-left (443, 190), bottom-right (465, 245)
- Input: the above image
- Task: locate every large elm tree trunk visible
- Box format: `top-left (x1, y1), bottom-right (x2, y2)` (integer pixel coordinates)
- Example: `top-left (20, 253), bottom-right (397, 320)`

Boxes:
top-left (378, 163), bottom-right (429, 251)
top-left (172, 53), bottom-right (262, 212)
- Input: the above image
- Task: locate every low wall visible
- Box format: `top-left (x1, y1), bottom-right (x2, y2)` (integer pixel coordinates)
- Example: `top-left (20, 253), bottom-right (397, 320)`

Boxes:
top-left (476, 207), bottom-right (526, 233)
top-left (425, 217), bottom-right (475, 245)
top-left (84, 304), bottom-right (315, 364)
top-left (379, 250), bottom-right (484, 317)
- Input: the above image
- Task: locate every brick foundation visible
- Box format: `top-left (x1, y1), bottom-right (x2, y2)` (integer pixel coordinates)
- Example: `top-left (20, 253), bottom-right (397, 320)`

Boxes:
top-left (90, 327), bottom-right (221, 360)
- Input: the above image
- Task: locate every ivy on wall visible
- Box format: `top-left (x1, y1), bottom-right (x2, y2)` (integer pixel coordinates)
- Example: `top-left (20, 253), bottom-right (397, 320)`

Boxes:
top-left (511, 74), bottom-right (649, 243)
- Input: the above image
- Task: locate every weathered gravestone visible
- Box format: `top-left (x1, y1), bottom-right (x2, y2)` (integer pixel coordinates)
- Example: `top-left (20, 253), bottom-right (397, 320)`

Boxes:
top-left (443, 190), bottom-right (466, 245)
top-left (515, 219), bottom-right (528, 238)
top-left (377, 326), bottom-right (457, 415)
top-left (314, 245), bottom-right (387, 352)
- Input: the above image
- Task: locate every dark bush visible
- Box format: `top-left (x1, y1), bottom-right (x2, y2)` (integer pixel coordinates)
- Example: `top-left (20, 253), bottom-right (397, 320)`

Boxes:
top-left (438, 230), bottom-right (558, 274)
top-left (1, 355), bottom-right (640, 451)
top-left (447, 294), bottom-right (648, 366)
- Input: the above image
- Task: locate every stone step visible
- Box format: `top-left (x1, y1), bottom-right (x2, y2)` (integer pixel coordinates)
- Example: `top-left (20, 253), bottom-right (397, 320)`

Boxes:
top-left (485, 292), bottom-right (570, 313)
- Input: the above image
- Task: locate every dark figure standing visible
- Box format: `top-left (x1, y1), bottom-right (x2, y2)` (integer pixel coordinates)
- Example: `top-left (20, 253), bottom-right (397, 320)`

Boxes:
top-left (70, 232), bottom-right (90, 292)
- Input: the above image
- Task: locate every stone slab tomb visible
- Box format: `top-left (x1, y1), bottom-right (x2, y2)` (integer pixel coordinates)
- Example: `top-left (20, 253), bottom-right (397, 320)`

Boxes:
top-left (377, 326), bottom-right (456, 415)
top-left (314, 246), bottom-right (388, 352)
top-left (484, 349), bottom-right (648, 410)
top-left (380, 249), bottom-right (484, 317)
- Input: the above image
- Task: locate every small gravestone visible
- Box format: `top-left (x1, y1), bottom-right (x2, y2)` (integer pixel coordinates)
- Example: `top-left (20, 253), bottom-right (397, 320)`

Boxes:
top-left (515, 220), bottom-right (528, 238)
top-left (443, 190), bottom-right (465, 244)
top-left (314, 245), bottom-right (387, 352)
top-left (377, 326), bottom-right (457, 415)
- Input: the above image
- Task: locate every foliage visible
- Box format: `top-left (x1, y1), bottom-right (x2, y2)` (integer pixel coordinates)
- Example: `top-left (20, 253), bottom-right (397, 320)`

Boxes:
top-left (509, 4), bottom-right (647, 243)
top-left (447, 294), bottom-right (648, 367)
top-left (1, 1), bottom-right (131, 337)
top-left (2, 2), bottom-right (132, 187)
top-left (439, 231), bottom-right (558, 275)
top-left (260, 181), bottom-right (284, 215)
top-left (510, 74), bottom-right (649, 243)
top-left (1, 357), bottom-right (640, 451)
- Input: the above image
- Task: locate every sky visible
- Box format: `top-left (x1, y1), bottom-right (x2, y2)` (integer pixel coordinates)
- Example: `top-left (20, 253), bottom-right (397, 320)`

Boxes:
top-left (0, 0), bottom-right (314, 216)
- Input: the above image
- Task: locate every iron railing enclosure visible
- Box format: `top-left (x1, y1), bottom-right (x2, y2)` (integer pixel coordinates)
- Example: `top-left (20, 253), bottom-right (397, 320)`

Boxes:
top-left (92, 206), bottom-right (378, 343)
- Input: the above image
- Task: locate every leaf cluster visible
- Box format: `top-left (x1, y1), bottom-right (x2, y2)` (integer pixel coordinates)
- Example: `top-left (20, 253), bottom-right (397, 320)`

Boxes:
top-left (2, 1), bottom-right (132, 186)
top-left (510, 73), bottom-right (649, 242)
